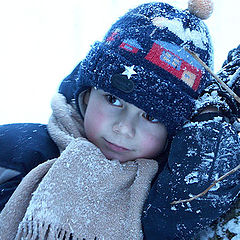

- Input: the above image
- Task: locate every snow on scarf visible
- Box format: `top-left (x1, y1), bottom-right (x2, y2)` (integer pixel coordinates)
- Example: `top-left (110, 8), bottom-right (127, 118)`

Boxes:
top-left (0, 93), bottom-right (158, 240)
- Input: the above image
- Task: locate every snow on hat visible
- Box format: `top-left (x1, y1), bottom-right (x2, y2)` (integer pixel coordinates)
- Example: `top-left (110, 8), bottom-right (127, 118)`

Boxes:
top-left (73, 0), bottom-right (214, 137)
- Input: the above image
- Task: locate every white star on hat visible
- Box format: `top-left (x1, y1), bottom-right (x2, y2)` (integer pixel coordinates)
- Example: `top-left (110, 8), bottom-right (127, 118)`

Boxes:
top-left (122, 65), bottom-right (137, 79)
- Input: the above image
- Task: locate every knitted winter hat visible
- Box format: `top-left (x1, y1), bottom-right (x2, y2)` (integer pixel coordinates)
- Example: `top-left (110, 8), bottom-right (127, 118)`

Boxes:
top-left (61, 0), bottom-right (214, 136)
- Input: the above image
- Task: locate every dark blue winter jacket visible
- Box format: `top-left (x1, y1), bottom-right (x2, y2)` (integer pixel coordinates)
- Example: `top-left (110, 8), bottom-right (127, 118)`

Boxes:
top-left (0, 123), bottom-right (59, 211)
top-left (142, 112), bottom-right (240, 240)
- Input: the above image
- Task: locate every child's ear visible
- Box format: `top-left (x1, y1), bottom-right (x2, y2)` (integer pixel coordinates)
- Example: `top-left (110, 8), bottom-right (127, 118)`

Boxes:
top-left (78, 89), bottom-right (91, 117)
top-left (83, 90), bottom-right (90, 105)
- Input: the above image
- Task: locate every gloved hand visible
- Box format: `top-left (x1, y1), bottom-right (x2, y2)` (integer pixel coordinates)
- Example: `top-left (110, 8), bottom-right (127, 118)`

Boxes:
top-left (217, 45), bottom-right (240, 118)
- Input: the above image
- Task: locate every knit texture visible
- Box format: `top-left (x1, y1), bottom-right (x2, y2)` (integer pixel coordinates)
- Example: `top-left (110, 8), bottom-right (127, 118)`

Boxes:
top-left (217, 44), bottom-right (240, 118)
top-left (0, 93), bottom-right (158, 240)
top-left (70, 2), bottom-right (214, 137)
top-left (194, 44), bottom-right (240, 126)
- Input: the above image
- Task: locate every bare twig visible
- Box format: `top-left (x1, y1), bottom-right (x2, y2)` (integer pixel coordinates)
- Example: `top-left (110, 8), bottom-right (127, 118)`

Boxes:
top-left (171, 164), bottom-right (240, 205)
top-left (184, 47), bottom-right (240, 104)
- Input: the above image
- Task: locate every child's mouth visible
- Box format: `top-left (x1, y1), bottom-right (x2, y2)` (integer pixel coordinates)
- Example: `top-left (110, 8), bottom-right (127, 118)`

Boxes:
top-left (103, 138), bottom-right (130, 152)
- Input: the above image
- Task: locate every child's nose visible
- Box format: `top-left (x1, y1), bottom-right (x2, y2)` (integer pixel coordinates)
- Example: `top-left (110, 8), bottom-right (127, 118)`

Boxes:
top-left (112, 120), bottom-right (136, 138)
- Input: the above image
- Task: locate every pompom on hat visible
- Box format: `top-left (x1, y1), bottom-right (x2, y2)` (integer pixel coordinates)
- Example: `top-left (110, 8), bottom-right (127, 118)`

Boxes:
top-left (188, 0), bottom-right (214, 20)
top-left (60, 0), bottom-right (214, 137)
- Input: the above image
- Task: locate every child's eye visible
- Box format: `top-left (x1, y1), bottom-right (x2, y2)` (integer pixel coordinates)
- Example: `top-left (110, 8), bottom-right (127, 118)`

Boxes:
top-left (105, 95), bottom-right (122, 107)
top-left (142, 113), bottom-right (159, 123)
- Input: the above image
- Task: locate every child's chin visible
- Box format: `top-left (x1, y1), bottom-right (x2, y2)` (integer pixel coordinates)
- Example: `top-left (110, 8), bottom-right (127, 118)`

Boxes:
top-left (102, 151), bottom-right (133, 163)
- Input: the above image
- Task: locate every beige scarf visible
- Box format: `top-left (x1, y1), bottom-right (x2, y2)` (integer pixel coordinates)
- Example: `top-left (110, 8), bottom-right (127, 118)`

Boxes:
top-left (0, 93), bottom-right (158, 240)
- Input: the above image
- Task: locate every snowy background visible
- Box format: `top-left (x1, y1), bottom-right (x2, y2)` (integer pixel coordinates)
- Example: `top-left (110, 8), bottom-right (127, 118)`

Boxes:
top-left (0, 0), bottom-right (239, 124)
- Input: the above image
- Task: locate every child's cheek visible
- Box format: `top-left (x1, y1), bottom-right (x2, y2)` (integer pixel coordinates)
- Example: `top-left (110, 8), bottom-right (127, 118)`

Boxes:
top-left (139, 133), bottom-right (164, 157)
top-left (141, 135), bottom-right (155, 151)
top-left (85, 107), bottom-right (106, 141)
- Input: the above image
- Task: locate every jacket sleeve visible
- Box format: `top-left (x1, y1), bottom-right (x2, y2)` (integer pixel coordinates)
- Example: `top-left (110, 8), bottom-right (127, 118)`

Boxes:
top-left (0, 159), bottom-right (55, 240)
top-left (0, 123), bottom-right (60, 211)
top-left (142, 115), bottom-right (240, 240)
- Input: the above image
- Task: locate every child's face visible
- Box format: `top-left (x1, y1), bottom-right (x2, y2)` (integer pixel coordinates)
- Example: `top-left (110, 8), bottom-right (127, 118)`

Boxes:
top-left (83, 88), bottom-right (168, 163)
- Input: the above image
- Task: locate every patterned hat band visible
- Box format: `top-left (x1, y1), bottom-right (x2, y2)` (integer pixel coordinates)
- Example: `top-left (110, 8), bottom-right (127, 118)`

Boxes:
top-left (105, 30), bottom-right (211, 93)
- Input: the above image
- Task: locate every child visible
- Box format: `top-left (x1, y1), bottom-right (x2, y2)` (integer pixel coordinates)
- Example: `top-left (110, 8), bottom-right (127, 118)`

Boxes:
top-left (0, 0), bottom-right (239, 239)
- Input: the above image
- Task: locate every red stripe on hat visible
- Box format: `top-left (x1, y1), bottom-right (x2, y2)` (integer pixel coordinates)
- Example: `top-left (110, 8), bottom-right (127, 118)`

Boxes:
top-left (145, 42), bottom-right (202, 91)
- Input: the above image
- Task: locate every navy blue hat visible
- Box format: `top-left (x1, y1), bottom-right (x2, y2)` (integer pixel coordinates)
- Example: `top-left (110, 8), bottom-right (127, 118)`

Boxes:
top-left (63, 1), bottom-right (214, 137)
